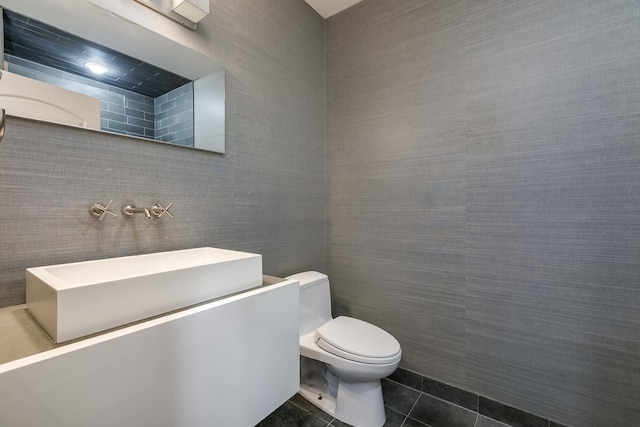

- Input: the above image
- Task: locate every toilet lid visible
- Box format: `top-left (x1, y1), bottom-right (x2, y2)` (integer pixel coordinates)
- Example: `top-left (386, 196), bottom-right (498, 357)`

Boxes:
top-left (315, 316), bottom-right (401, 364)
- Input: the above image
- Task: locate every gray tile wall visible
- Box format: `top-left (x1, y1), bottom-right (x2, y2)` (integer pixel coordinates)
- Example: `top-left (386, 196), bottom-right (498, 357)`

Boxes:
top-left (0, 0), bottom-right (325, 306)
top-left (326, 1), bottom-right (640, 426)
top-left (6, 55), bottom-right (156, 139)
top-left (154, 82), bottom-right (194, 147)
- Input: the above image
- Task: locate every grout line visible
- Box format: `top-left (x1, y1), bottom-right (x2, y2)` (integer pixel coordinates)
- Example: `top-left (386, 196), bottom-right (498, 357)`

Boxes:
top-left (287, 396), bottom-right (331, 426)
top-left (400, 392), bottom-right (423, 427)
top-left (422, 390), bottom-right (478, 414)
top-left (399, 410), bottom-right (409, 427)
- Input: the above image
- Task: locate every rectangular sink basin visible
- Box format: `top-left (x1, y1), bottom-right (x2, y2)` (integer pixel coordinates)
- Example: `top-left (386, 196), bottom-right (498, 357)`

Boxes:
top-left (26, 247), bottom-right (262, 343)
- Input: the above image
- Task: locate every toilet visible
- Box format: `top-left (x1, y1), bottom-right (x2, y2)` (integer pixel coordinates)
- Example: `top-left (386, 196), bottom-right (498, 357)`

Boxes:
top-left (286, 271), bottom-right (401, 427)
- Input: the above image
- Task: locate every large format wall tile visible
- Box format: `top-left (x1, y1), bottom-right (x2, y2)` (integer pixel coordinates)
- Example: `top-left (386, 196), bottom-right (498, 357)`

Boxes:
top-left (463, 1), bottom-right (640, 425)
top-left (327, 0), bottom-right (469, 387)
top-left (227, 0), bottom-right (326, 275)
top-left (327, 0), bottom-right (640, 426)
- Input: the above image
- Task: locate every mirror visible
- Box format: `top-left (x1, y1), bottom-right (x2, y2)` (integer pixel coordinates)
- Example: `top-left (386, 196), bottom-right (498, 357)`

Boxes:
top-left (0, 0), bottom-right (225, 153)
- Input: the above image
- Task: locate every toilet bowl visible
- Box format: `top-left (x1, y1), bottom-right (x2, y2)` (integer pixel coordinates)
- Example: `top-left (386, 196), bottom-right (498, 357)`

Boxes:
top-left (286, 271), bottom-right (401, 427)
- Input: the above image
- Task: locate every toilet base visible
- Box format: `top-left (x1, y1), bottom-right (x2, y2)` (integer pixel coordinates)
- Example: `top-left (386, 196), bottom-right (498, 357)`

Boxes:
top-left (299, 379), bottom-right (386, 427)
top-left (335, 379), bottom-right (386, 427)
top-left (299, 382), bottom-right (337, 416)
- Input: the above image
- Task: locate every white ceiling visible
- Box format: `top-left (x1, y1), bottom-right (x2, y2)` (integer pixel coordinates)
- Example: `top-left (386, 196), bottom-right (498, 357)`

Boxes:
top-left (304, 0), bottom-right (364, 18)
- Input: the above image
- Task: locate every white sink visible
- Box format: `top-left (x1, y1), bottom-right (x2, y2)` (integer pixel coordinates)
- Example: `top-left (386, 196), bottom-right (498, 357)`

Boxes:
top-left (26, 247), bottom-right (262, 343)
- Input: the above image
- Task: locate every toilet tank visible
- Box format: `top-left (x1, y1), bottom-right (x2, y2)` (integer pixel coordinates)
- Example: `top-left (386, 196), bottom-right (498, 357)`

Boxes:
top-left (286, 271), bottom-right (332, 336)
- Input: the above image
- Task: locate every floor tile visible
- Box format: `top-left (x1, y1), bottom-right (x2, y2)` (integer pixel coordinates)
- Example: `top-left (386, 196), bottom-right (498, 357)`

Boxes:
top-left (383, 408), bottom-right (406, 427)
top-left (382, 378), bottom-right (421, 415)
top-left (290, 393), bottom-right (335, 423)
top-left (479, 397), bottom-right (548, 427)
top-left (387, 368), bottom-right (422, 391)
top-left (260, 378), bottom-right (564, 427)
top-left (257, 400), bottom-right (328, 427)
top-left (402, 416), bottom-right (432, 427)
top-left (409, 394), bottom-right (477, 427)
top-left (422, 377), bottom-right (478, 412)
top-left (475, 415), bottom-right (511, 427)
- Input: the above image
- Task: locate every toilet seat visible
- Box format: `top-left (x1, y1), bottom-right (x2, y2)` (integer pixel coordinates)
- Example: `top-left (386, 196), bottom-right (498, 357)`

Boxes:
top-left (314, 316), bottom-right (401, 364)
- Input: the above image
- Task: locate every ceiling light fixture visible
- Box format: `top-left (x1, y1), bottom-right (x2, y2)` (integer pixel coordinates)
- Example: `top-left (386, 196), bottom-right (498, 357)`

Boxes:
top-left (172, 0), bottom-right (209, 23)
top-left (84, 62), bottom-right (108, 75)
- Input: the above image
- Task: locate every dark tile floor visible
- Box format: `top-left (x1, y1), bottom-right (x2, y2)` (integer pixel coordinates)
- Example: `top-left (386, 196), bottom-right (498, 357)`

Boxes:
top-left (257, 379), bottom-right (500, 427)
top-left (257, 369), bottom-right (571, 427)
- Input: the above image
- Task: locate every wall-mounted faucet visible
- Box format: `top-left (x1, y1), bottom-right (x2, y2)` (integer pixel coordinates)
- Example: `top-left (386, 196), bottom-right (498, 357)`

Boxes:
top-left (90, 202), bottom-right (174, 220)
top-left (122, 203), bottom-right (152, 219)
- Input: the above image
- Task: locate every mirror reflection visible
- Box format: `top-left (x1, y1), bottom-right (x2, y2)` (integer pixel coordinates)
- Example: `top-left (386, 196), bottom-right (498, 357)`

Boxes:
top-left (0, 5), bottom-right (225, 153)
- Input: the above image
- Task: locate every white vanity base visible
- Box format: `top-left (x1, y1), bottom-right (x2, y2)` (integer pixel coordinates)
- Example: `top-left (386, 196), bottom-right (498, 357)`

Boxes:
top-left (0, 279), bottom-right (299, 427)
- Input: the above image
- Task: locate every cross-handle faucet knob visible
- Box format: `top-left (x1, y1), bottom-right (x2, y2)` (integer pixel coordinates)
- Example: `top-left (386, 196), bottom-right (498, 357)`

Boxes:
top-left (90, 200), bottom-right (117, 220)
top-left (151, 202), bottom-right (174, 218)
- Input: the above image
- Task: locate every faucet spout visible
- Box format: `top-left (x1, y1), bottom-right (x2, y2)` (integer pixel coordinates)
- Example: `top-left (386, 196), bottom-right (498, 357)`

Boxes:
top-left (122, 204), bottom-right (152, 219)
